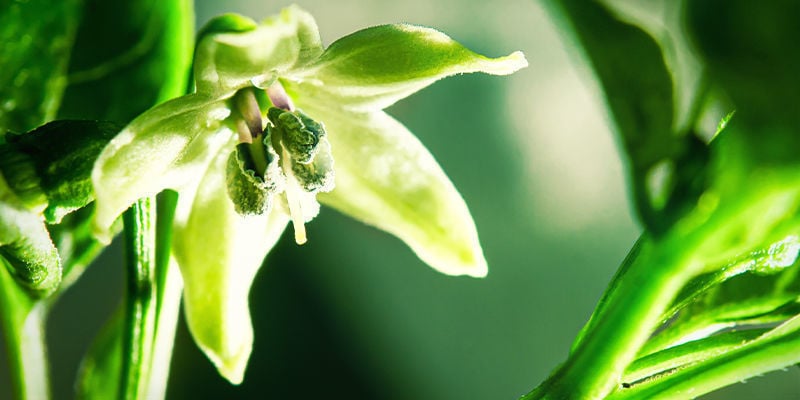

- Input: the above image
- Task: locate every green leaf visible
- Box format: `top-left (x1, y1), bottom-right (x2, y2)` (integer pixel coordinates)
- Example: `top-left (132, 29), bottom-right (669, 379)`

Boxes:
top-left (687, 0), bottom-right (800, 129)
top-left (57, 0), bottom-right (194, 123)
top-left (172, 150), bottom-right (289, 384)
top-left (551, 0), bottom-right (675, 165)
top-left (286, 24), bottom-right (527, 111)
top-left (193, 6), bottom-right (323, 96)
top-left (646, 248), bottom-right (800, 354)
top-left (550, 0), bottom-right (713, 235)
top-left (75, 311), bottom-right (122, 400)
top-left (91, 94), bottom-right (233, 243)
top-left (0, 0), bottom-right (81, 133)
top-left (300, 103), bottom-right (488, 277)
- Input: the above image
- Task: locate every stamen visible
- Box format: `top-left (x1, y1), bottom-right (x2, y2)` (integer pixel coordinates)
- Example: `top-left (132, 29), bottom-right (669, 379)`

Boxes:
top-left (235, 119), bottom-right (252, 144)
top-left (281, 146), bottom-right (307, 245)
top-left (267, 81), bottom-right (295, 111)
top-left (235, 89), bottom-right (263, 138)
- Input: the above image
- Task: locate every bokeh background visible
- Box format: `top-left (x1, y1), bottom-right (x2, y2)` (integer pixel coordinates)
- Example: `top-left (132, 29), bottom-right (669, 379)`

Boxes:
top-left (3, 0), bottom-right (800, 399)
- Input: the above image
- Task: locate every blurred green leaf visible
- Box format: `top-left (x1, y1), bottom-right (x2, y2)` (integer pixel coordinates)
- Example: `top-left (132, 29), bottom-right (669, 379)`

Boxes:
top-left (550, 0), bottom-right (713, 235)
top-left (687, 0), bottom-right (800, 130)
top-left (76, 311), bottom-right (122, 400)
top-left (0, 0), bottom-right (81, 133)
top-left (57, 0), bottom-right (194, 123)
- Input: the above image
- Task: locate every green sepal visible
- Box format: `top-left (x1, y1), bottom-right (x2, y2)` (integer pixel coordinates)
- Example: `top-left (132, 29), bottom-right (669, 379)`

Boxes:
top-left (2, 120), bottom-right (121, 223)
top-left (0, 143), bottom-right (47, 213)
top-left (286, 24), bottom-right (527, 111)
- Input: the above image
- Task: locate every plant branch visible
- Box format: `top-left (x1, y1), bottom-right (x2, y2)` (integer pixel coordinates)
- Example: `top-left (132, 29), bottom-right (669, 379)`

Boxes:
top-left (145, 190), bottom-right (182, 400)
top-left (523, 237), bottom-right (700, 399)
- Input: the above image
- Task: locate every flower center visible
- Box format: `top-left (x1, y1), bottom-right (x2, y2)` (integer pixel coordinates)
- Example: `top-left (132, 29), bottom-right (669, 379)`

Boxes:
top-left (228, 85), bottom-right (334, 245)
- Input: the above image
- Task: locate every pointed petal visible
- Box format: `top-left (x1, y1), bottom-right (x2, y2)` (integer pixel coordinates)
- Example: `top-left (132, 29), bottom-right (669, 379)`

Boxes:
top-left (285, 24), bottom-right (527, 111)
top-left (172, 149), bottom-right (289, 384)
top-left (91, 94), bottom-right (233, 243)
top-left (299, 103), bottom-right (487, 277)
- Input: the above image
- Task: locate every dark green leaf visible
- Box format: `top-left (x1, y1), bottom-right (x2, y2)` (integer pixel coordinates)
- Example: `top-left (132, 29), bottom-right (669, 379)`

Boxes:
top-left (76, 310), bottom-right (122, 400)
top-left (57, 0), bottom-right (194, 123)
top-left (0, 0), bottom-right (81, 133)
top-left (551, 0), bottom-right (711, 235)
top-left (687, 0), bottom-right (800, 130)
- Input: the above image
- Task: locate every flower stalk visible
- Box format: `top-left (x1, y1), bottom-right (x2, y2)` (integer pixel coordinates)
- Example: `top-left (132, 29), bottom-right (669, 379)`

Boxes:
top-left (119, 197), bottom-right (157, 400)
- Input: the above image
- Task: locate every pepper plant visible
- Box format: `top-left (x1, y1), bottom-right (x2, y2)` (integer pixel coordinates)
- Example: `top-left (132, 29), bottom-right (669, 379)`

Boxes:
top-left (0, 1), bottom-right (525, 399)
top-left (4, 0), bottom-right (800, 399)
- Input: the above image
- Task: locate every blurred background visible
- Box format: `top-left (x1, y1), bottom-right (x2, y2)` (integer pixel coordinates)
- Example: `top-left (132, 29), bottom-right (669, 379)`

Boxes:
top-left (3, 0), bottom-right (800, 398)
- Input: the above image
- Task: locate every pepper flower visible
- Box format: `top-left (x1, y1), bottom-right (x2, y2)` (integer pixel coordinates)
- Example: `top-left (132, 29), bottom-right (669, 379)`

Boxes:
top-left (91, 5), bottom-right (526, 384)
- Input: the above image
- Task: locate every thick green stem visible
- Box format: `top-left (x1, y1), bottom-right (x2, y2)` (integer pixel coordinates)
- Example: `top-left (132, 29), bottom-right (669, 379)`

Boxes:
top-left (0, 260), bottom-right (49, 400)
top-left (524, 237), bottom-right (699, 399)
top-left (119, 197), bottom-right (157, 400)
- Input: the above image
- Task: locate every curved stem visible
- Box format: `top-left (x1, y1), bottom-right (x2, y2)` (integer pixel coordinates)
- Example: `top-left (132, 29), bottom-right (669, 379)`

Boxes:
top-left (119, 197), bottom-right (157, 400)
top-left (0, 258), bottom-right (50, 400)
top-left (0, 263), bottom-right (49, 400)
top-left (523, 237), bottom-right (698, 399)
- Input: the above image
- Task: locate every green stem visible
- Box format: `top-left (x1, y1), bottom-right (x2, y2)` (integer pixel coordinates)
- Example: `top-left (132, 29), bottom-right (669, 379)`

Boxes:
top-left (145, 190), bottom-right (182, 400)
top-left (0, 260), bottom-right (49, 400)
top-left (119, 197), bottom-right (157, 400)
top-left (523, 237), bottom-right (699, 399)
